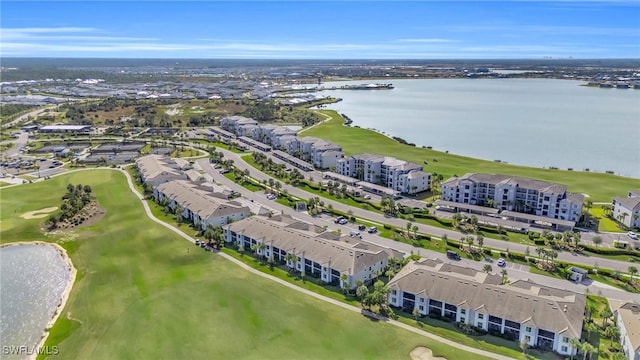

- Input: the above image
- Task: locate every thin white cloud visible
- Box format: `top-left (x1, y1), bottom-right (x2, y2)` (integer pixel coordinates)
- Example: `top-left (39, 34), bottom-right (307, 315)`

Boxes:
top-left (396, 38), bottom-right (458, 43)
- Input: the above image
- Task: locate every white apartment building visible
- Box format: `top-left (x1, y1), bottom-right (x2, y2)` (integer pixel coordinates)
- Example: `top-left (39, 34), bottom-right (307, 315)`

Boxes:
top-left (336, 154), bottom-right (431, 195)
top-left (155, 180), bottom-right (250, 229)
top-left (612, 190), bottom-right (640, 229)
top-left (135, 154), bottom-right (187, 186)
top-left (388, 259), bottom-right (585, 356)
top-left (611, 301), bottom-right (640, 360)
top-left (220, 116), bottom-right (258, 134)
top-left (223, 215), bottom-right (403, 289)
top-left (441, 173), bottom-right (584, 222)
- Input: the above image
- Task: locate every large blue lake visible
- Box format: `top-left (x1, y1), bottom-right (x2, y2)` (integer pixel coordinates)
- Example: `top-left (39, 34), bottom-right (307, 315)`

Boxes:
top-left (317, 78), bottom-right (640, 178)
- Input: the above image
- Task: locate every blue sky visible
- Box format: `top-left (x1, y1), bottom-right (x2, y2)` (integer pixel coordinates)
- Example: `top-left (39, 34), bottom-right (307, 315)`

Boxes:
top-left (1, 1), bottom-right (638, 59)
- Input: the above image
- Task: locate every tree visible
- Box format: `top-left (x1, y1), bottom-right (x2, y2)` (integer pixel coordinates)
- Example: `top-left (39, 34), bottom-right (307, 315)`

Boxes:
top-left (482, 264), bottom-right (492, 274)
top-left (629, 266), bottom-right (638, 283)
top-left (584, 321), bottom-right (597, 342)
top-left (500, 269), bottom-right (508, 284)
top-left (412, 307), bottom-right (420, 321)
top-left (412, 225), bottom-right (419, 239)
top-left (340, 273), bottom-right (349, 289)
top-left (356, 283), bottom-right (369, 308)
top-left (592, 236), bottom-right (602, 248)
top-left (580, 342), bottom-right (596, 360)
top-left (569, 338), bottom-right (581, 360)
top-left (519, 339), bottom-right (528, 355)
top-left (600, 307), bottom-right (613, 328)
top-left (605, 325), bottom-right (620, 347)
top-left (476, 234), bottom-right (484, 251)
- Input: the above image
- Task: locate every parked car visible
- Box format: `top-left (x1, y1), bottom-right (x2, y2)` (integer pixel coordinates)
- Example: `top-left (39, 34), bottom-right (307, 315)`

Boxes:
top-left (334, 216), bottom-right (345, 224)
top-left (338, 218), bottom-right (348, 225)
top-left (349, 231), bottom-right (362, 238)
top-left (358, 225), bottom-right (366, 231)
top-left (368, 226), bottom-right (378, 234)
top-left (363, 194), bottom-right (371, 200)
top-left (496, 258), bottom-right (506, 267)
top-left (446, 250), bottom-right (461, 260)
top-left (628, 231), bottom-right (638, 240)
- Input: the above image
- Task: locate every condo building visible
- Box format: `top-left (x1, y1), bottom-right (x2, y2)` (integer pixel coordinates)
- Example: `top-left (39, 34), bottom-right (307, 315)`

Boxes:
top-left (223, 215), bottom-right (403, 289)
top-left (155, 180), bottom-right (251, 229)
top-left (388, 259), bottom-right (585, 356)
top-left (336, 154), bottom-right (431, 195)
top-left (610, 300), bottom-right (640, 360)
top-left (612, 190), bottom-right (640, 229)
top-left (440, 173), bottom-right (584, 222)
top-left (135, 154), bottom-right (188, 186)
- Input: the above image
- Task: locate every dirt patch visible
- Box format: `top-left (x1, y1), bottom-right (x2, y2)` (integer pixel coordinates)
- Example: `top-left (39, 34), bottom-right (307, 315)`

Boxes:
top-left (21, 207), bottom-right (58, 219)
top-left (410, 347), bottom-right (447, 360)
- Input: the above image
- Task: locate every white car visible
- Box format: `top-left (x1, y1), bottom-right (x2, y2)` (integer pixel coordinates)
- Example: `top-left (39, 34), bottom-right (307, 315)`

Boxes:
top-left (363, 194), bottom-right (371, 200)
top-left (629, 231), bottom-right (639, 240)
top-left (496, 258), bottom-right (506, 267)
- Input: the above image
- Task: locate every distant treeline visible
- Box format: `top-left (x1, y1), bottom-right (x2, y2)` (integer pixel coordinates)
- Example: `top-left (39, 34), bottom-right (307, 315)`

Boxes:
top-left (0, 104), bottom-right (37, 117)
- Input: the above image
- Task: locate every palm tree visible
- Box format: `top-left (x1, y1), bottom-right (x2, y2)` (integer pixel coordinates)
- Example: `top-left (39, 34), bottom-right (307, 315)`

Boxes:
top-left (406, 221), bottom-right (412, 237)
top-left (629, 266), bottom-right (638, 284)
top-left (482, 264), bottom-right (492, 274)
top-left (340, 273), bottom-right (349, 290)
top-left (412, 225), bottom-right (419, 239)
top-left (605, 325), bottom-right (620, 347)
top-left (569, 338), bottom-right (581, 360)
top-left (500, 269), bottom-right (508, 284)
top-left (580, 342), bottom-right (596, 360)
top-left (519, 339), bottom-right (528, 355)
top-left (476, 234), bottom-right (484, 252)
top-left (592, 236), bottom-right (602, 248)
top-left (584, 321), bottom-right (597, 342)
top-left (600, 307), bottom-right (613, 328)
top-left (356, 282), bottom-right (369, 308)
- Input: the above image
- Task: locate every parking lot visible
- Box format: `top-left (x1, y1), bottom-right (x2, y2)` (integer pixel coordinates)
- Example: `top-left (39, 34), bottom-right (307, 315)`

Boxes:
top-left (1, 157), bottom-right (63, 176)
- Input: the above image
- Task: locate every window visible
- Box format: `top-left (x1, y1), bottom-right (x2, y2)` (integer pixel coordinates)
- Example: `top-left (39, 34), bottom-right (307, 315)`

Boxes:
top-left (526, 327), bottom-right (531, 332)
top-left (460, 317), bottom-right (465, 323)
top-left (419, 306), bottom-right (424, 311)
top-left (477, 322), bottom-right (483, 328)
top-left (561, 346), bottom-right (568, 353)
top-left (478, 314), bottom-right (484, 319)
top-left (563, 337), bottom-right (569, 343)
top-left (460, 309), bottom-right (466, 315)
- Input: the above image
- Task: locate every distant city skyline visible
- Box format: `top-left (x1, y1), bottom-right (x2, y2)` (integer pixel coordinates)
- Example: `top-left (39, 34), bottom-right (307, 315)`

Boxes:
top-left (1, 1), bottom-right (639, 59)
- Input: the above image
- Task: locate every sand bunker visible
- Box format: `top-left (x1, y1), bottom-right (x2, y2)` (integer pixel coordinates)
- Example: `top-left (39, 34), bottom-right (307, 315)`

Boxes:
top-left (410, 347), bottom-right (447, 360)
top-left (20, 207), bottom-right (58, 219)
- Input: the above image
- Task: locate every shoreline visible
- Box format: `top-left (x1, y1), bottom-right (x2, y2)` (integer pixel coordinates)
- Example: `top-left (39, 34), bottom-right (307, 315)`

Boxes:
top-left (0, 241), bottom-right (77, 360)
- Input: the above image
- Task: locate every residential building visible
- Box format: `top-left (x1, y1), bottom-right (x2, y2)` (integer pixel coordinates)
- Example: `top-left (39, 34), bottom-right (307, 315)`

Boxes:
top-left (272, 135), bottom-right (299, 153)
top-left (388, 259), bottom-right (585, 356)
top-left (39, 125), bottom-right (92, 133)
top-left (223, 215), bottom-right (403, 289)
top-left (155, 180), bottom-right (250, 229)
top-left (441, 173), bottom-right (584, 223)
top-left (135, 154), bottom-right (187, 186)
top-left (611, 300), bottom-right (640, 360)
top-left (612, 190), bottom-right (640, 229)
top-left (336, 154), bottom-right (430, 195)
top-left (220, 116), bottom-right (258, 134)
top-left (309, 141), bottom-right (343, 169)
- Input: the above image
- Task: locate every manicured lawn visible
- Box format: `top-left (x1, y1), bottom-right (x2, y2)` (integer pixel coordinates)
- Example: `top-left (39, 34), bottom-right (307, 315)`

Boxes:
top-left (301, 110), bottom-right (638, 203)
top-left (589, 206), bottom-right (624, 233)
top-left (223, 172), bottom-right (263, 192)
top-left (0, 170), bottom-right (492, 360)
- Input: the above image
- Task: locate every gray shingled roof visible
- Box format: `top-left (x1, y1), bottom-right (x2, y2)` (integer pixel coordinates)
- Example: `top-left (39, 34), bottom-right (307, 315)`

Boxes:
top-left (614, 196), bottom-right (640, 210)
top-left (156, 180), bottom-right (249, 220)
top-left (225, 216), bottom-right (393, 275)
top-left (389, 260), bottom-right (585, 338)
top-left (457, 173), bottom-right (568, 194)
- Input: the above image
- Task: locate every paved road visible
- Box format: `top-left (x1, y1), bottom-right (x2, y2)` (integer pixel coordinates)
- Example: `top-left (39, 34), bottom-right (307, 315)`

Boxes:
top-left (197, 158), bottom-right (640, 302)
top-left (1, 105), bottom-right (58, 129)
top-left (208, 148), bottom-right (640, 275)
top-left (2, 131), bottom-right (30, 158)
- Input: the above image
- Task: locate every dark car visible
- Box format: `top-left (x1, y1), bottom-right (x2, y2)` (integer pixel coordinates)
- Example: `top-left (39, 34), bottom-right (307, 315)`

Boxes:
top-left (358, 225), bottom-right (366, 231)
top-left (368, 226), bottom-right (378, 234)
top-left (446, 250), bottom-right (461, 260)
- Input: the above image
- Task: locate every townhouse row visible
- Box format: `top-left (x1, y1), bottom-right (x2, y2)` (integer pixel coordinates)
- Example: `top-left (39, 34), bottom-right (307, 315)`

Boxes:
top-left (387, 258), bottom-right (585, 356)
top-left (135, 155), bottom-right (252, 229)
top-left (220, 116), bottom-right (344, 169)
top-left (440, 173), bottom-right (585, 226)
top-left (223, 214), bottom-right (404, 289)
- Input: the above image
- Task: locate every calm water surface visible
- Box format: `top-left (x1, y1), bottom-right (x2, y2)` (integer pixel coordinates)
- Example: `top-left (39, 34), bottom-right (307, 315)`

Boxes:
top-left (318, 79), bottom-right (640, 178)
top-left (0, 244), bottom-right (72, 359)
